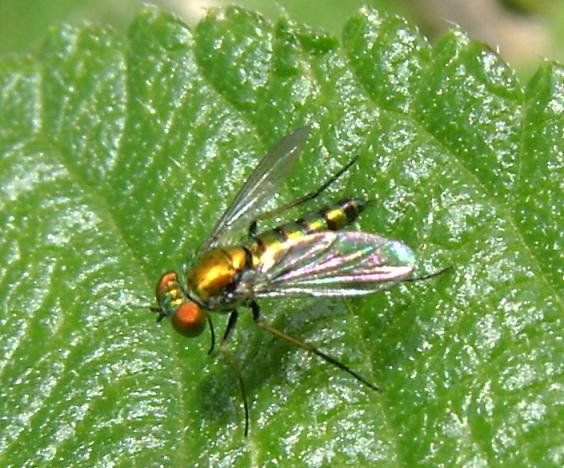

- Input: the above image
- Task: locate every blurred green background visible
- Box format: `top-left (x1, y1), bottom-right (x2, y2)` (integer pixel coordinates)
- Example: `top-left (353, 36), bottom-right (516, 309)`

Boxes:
top-left (0, 0), bottom-right (562, 80)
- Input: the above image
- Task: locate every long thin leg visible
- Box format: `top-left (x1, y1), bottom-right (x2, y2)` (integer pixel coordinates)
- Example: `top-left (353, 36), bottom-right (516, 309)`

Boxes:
top-left (250, 301), bottom-right (379, 392)
top-left (221, 310), bottom-right (238, 342)
top-left (207, 316), bottom-right (216, 354)
top-left (249, 156), bottom-right (359, 237)
top-left (403, 265), bottom-right (453, 283)
top-left (219, 310), bottom-right (250, 437)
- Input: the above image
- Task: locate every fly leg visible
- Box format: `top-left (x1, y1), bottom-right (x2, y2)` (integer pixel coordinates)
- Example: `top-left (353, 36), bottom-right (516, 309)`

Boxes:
top-left (219, 310), bottom-right (250, 436)
top-left (248, 156), bottom-right (359, 238)
top-left (403, 265), bottom-right (453, 283)
top-left (250, 301), bottom-right (379, 392)
top-left (207, 316), bottom-right (216, 354)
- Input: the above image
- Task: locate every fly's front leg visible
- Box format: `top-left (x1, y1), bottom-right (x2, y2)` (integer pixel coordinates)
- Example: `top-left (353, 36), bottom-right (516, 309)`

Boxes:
top-left (219, 310), bottom-right (250, 436)
top-left (247, 156), bottom-right (359, 239)
top-left (221, 310), bottom-right (239, 343)
top-left (250, 301), bottom-right (380, 392)
top-left (207, 316), bottom-right (216, 354)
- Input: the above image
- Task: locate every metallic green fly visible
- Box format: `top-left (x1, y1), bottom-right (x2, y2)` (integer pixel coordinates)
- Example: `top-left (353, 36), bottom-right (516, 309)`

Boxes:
top-left (151, 126), bottom-right (448, 435)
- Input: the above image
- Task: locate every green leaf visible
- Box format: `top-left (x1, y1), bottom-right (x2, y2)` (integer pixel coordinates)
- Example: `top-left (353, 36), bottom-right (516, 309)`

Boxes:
top-left (0, 5), bottom-right (562, 466)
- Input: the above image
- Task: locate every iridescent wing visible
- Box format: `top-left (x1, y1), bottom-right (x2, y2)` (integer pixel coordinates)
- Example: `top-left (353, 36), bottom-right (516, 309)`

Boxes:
top-left (253, 231), bottom-right (417, 297)
top-left (201, 126), bottom-right (310, 252)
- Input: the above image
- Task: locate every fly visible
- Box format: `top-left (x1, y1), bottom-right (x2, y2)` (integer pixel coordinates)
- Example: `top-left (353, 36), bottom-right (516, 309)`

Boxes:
top-left (151, 126), bottom-right (448, 436)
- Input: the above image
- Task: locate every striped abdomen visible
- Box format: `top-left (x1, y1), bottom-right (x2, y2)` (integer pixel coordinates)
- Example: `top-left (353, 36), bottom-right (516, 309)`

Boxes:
top-left (249, 198), bottom-right (366, 269)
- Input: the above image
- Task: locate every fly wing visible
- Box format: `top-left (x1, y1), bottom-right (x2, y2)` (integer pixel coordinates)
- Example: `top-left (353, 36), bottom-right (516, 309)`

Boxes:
top-left (201, 126), bottom-right (310, 252)
top-left (253, 231), bottom-right (417, 297)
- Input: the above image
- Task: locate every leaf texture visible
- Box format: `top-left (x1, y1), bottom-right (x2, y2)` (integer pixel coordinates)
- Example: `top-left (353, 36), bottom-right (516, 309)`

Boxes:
top-left (0, 6), bottom-right (562, 466)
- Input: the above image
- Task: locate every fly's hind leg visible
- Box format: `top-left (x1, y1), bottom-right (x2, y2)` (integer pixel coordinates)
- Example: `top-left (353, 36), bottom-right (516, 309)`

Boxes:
top-left (250, 301), bottom-right (379, 392)
top-left (403, 265), bottom-right (453, 283)
top-left (219, 310), bottom-right (250, 436)
top-left (248, 156), bottom-right (359, 238)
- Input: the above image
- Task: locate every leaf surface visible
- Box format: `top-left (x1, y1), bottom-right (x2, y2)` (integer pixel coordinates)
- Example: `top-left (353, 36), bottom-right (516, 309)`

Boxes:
top-left (0, 6), bottom-right (562, 466)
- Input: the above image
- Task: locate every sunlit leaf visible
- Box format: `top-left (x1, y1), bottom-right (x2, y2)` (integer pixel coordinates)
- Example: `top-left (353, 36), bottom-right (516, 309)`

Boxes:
top-left (1, 6), bottom-right (561, 466)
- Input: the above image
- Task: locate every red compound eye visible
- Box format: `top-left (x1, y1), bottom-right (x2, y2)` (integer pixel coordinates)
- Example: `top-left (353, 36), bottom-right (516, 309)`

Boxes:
top-left (171, 301), bottom-right (207, 337)
top-left (156, 271), bottom-right (179, 302)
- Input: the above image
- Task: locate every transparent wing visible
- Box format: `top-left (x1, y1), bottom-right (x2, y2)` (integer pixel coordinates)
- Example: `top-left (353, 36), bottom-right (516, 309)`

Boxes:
top-left (201, 126), bottom-right (310, 252)
top-left (253, 231), bottom-right (417, 297)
